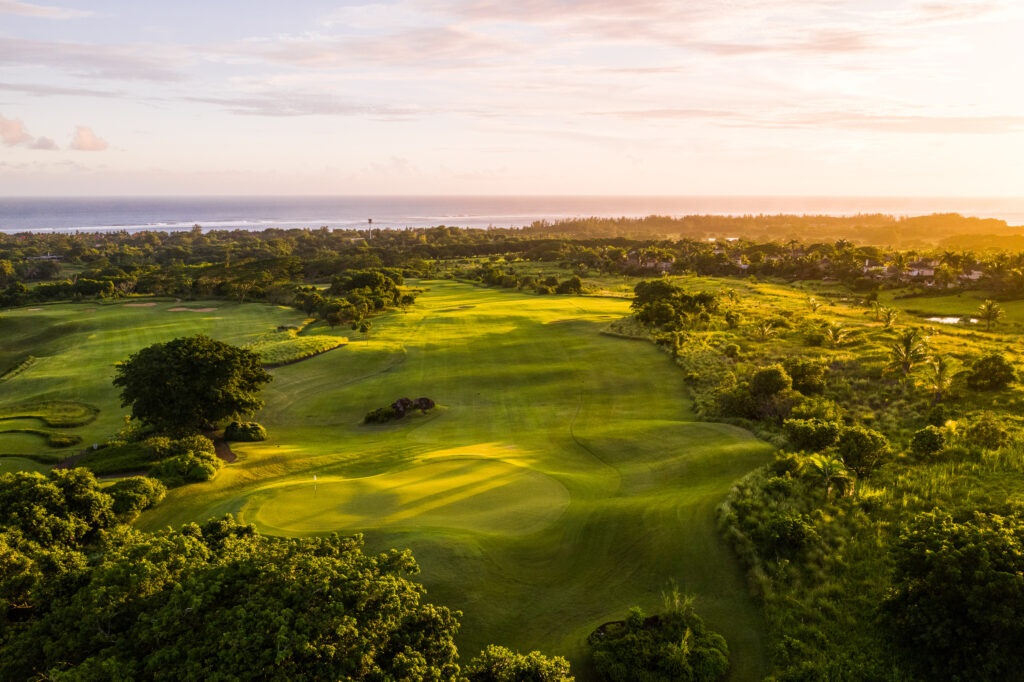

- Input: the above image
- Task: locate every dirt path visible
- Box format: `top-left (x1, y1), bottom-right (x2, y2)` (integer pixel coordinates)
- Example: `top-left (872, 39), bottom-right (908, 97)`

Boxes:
top-left (202, 431), bottom-right (237, 463)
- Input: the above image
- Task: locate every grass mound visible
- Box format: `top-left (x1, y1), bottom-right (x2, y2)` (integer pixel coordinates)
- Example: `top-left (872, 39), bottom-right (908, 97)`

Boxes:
top-left (0, 356), bottom-right (38, 383)
top-left (0, 428), bottom-right (82, 448)
top-left (0, 401), bottom-right (99, 427)
top-left (244, 328), bottom-right (347, 366)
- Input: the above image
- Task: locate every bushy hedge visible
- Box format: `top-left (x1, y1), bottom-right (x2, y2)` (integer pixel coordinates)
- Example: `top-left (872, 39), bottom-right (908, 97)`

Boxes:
top-left (224, 421), bottom-right (267, 442)
top-left (151, 449), bottom-right (223, 485)
top-left (364, 397), bottom-right (436, 424)
top-left (107, 476), bottom-right (167, 520)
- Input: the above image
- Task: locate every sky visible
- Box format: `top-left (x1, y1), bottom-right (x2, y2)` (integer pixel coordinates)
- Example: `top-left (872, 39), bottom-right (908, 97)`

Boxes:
top-left (0, 0), bottom-right (1022, 196)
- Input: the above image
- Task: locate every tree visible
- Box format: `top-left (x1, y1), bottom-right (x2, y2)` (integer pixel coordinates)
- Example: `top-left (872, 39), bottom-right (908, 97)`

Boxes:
top-left (0, 518), bottom-right (465, 681)
top-left (922, 355), bottom-right (956, 403)
top-left (465, 646), bottom-right (574, 682)
top-left (835, 425), bottom-right (890, 477)
top-left (966, 353), bottom-right (1016, 391)
top-left (113, 335), bottom-right (271, 435)
top-left (910, 425), bottom-right (946, 461)
top-left (880, 306), bottom-right (899, 329)
top-left (801, 453), bottom-right (852, 499)
top-left (887, 328), bottom-right (928, 379)
top-left (977, 299), bottom-right (1005, 330)
top-left (821, 321), bottom-right (849, 348)
top-left (750, 320), bottom-right (777, 341)
top-left (749, 364), bottom-right (792, 397)
top-left (883, 512), bottom-right (1024, 681)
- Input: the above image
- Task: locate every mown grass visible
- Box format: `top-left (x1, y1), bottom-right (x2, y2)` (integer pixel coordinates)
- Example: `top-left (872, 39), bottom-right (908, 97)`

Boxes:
top-left (0, 300), bottom-right (306, 456)
top-left (0, 457), bottom-right (50, 475)
top-left (134, 281), bottom-right (773, 680)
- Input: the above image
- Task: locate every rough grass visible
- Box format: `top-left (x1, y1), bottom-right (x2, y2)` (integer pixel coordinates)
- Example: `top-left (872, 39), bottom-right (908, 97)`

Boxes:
top-left (0, 457), bottom-right (50, 475)
top-left (244, 328), bottom-right (347, 366)
top-left (135, 281), bottom-right (773, 680)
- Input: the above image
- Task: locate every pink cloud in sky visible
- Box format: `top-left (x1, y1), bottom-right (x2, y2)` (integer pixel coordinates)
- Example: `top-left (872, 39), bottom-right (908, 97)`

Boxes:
top-left (69, 125), bottom-right (108, 151)
top-left (0, 115), bottom-right (33, 146)
top-left (29, 136), bottom-right (58, 150)
top-left (0, 0), bottom-right (91, 19)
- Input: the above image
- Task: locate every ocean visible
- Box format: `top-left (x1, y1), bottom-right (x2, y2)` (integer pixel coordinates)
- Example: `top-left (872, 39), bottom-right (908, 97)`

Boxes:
top-left (1, 196), bottom-right (1023, 234)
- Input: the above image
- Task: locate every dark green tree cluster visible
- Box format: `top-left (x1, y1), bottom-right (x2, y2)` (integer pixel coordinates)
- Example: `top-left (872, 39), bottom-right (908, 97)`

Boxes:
top-left (632, 281), bottom-right (721, 330)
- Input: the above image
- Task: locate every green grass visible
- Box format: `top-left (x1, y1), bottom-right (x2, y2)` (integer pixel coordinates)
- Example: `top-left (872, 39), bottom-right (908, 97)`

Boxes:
top-left (133, 281), bottom-right (773, 679)
top-left (0, 300), bottom-right (308, 457)
top-left (0, 457), bottom-right (51, 475)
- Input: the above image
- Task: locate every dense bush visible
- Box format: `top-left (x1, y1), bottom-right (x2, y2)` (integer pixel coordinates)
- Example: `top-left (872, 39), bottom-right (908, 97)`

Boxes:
top-left (224, 420), bottom-right (267, 442)
top-left (465, 645), bottom-right (574, 682)
top-left (151, 448), bottom-right (223, 485)
top-left (966, 353), bottom-right (1016, 391)
top-left (47, 434), bottom-right (82, 448)
top-left (107, 476), bottom-right (167, 520)
top-left (910, 425), bottom-right (946, 460)
top-left (883, 512), bottom-right (1024, 681)
top-left (783, 357), bottom-right (827, 395)
top-left (750, 510), bottom-right (817, 559)
top-left (835, 425), bottom-right (890, 476)
top-left (749, 364), bottom-right (792, 397)
top-left (365, 397), bottom-right (436, 423)
top-left (963, 414), bottom-right (1009, 450)
top-left (588, 603), bottom-right (729, 682)
top-left (783, 418), bottom-right (841, 451)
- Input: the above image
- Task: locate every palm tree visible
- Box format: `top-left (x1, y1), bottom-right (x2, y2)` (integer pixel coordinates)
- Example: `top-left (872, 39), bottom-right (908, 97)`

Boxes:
top-left (880, 306), bottom-right (899, 329)
top-left (808, 297), bottom-right (822, 312)
top-left (977, 299), bottom-right (1005, 331)
top-left (923, 355), bottom-right (957, 403)
top-left (751, 320), bottom-right (777, 341)
top-left (822, 321), bottom-right (849, 348)
top-left (888, 328), bottom-right (929, 379)
top-left (888, 252), bottom-right (909, 282)
top-left (802, 453), bottom-right (853, 499)
top-left (869, 301), bottom-right (883, 321)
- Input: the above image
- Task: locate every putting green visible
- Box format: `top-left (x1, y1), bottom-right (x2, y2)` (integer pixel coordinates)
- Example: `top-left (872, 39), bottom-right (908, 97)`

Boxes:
top-left (249, 457), bottom-right (570, 535)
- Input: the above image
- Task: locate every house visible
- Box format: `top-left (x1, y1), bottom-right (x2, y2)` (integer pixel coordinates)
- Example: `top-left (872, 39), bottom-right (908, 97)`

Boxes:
top-left (27, 252), bottom-right (63, 262)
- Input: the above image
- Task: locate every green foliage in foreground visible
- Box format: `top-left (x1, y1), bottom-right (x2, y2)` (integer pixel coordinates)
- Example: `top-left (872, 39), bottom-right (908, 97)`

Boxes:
top-left (243, 328), bottom-right (347, 366)
top-left (0, 469), bottom-right (571, 681)
top-left (588, 600), bottom-right (729, 682)
top-left (114, 334), bottom-right (271, 435)
top-left (77, 434), bottom-right (222, 484)
top-left (883, 512), bottom-right (1024, 681)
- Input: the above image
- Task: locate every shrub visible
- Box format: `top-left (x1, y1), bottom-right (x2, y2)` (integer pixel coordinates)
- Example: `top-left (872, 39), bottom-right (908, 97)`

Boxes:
top-left (224, 421), bottom-right (267, 442)
top-left (751, 511), bottom-right (817, 559)
top-left (722, 343), bottom-right (740, 359)
top-left (910, 425), bottom-right (946, 460)
top-left (588, 603), bottom-right (729, 682)
top-left (464, 645), bottom-right (573, 682)
top-left (791, 396), bottom-right (844, 422)
top-left (783, 418), bottom-right (841, 452)
top-left (413, 397), bottom-right (436, 412)
top-left (749, 365), bottom-right (792, 397)
top-left (151, 449), bottom-right (223, 485)
top-left (107, 476), bottom-right (167, 519)
top-left (784, 357), bottom-right (827, 395)
top-left (364, 406), bottom-right (399, 424)
top-left (836, 426), bottom-right (890, 476)
top-left (555, 276), bottom-right (583, 295)
top-left (966, 353), bottom-right (1016, 391)
top-left (925, 403), bottom-right (948, 427)
top-left (964, 415), bottom-right (1008, 450)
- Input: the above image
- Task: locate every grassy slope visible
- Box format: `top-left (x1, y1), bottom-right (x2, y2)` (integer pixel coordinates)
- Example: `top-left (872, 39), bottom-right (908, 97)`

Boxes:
top-left (137, 281), bottom-right (773, 679)
top-left (0, 300), bottom-right (307, 457)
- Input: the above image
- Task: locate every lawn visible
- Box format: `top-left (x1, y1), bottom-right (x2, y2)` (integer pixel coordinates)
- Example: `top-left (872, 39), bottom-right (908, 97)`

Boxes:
top-left (0, 299), bottom-right (310, 456)
top-left (134, 281), bottom-right (773, 680)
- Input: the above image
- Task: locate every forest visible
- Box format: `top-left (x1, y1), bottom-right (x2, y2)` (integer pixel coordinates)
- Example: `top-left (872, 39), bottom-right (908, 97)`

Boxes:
top-left (2, 218), bottom-right (1024, 681)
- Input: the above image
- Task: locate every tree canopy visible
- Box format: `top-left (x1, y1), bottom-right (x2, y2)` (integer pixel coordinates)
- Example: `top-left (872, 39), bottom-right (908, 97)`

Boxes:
top-left (113, 334), bottom-right (272, 435)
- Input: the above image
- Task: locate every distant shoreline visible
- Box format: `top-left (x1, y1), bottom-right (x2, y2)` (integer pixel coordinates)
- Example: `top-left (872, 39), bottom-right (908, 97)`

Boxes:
top-left (2, 195), bottom-right (1023, 234)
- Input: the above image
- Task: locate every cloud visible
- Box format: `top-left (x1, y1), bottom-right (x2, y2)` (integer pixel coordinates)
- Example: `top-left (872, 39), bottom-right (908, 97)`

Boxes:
top-left (185, 92), bottom-right (422, 118)
top-left (0, 38), bottom-right (184, 81)
top-left (0, 81), bottom-right (121, 97)
top-left (29, 135), bottom-right (57, 149)
top-left (0, 0), bottom-right (92, 19)
top-left (0, 114), bottom-right (32, 145)
top-left (70, 125), bottom-right (107, 151)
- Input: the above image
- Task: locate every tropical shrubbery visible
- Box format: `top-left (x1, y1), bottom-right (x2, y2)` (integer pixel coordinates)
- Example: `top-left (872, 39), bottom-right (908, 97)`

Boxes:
top-left (588, 597), bottom-right (729, 682)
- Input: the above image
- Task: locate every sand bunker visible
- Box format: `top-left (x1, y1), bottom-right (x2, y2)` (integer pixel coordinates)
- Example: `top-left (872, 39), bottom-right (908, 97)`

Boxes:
top-left (84, 308), bottom-right (96, 312)
top-left (169, 307), bottom-right (218, 312)
top-left (123, 302), bottom-right (157, 307)
top-left (27, 308), bottom-right (42, 311)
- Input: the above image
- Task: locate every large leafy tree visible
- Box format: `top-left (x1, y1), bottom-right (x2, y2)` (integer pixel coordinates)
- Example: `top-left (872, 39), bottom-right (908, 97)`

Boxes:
top-left (883, 512), bottom-right (1024, 681)
top-left (113, 334), bottom-right (271, 435)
